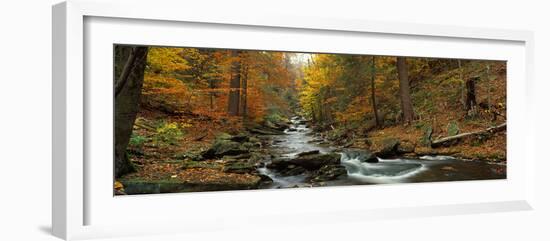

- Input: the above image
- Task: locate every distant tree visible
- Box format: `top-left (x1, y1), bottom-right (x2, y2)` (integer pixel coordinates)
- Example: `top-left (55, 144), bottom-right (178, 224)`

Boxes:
top-left (465, 76), bottom-right (478, 116)
top-left (228, 50), bottom-right (242, 116)
top-left (371, 56), bottom-right (379, 126)
top-left (114, 46), bottom-right (148, 177)
top-left (240, 54), bottom-right (249, 117)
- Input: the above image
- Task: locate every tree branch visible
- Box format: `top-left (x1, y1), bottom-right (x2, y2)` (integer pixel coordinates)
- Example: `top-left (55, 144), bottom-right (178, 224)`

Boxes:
top-left (115, 47), bottom-right (138, 97)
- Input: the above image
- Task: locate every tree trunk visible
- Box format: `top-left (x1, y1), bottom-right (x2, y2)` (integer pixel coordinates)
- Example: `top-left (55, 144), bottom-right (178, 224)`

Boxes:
top-left (228, 50), bottom-right (241, 116)
top-left (465, 76), bottom-right (478, 115)
top-left (458, 59), bottom-right (466, 110)
top-left (209, 78), bottom-right (214, 110)
top-left (485, 64), bottom-right (492, 119)
top-left (241, 61), bottom-right (249, 117)
top-left (371, 56), bottom-right (379, 126)
top-left (397, 57), bottom-right (414, 123)
top-left (114, 46), bottom-right (148, 178)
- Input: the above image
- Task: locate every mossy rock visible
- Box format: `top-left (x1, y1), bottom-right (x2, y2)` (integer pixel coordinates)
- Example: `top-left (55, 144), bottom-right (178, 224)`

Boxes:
top-left (376, 138), bottom-right (400, 158)
top-left (202, 139), bottom-right (250, 159)
top-left (421, 125), bottom-right (433, 147)
top-left (223, 161), bottom-right (256, 174)
top-left (120, 175), bottom-right (262, 194)
top-left (173, 150), bottom-right (203, 161)
top-left (397, 141), bottom-right (416, 154)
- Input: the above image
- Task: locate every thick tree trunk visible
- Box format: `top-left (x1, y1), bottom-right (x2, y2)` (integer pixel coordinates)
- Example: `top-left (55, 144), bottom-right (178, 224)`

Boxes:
top-left (114, 46), bottom-right (148, 178)
top-left (228, 50), bottom-right (241, 116)
top-left (397, 57), bottom-right (414, 123)
top-left (371, 56), bottom-right (379, 126)
top-left (465, 76), bottom-right (478, 115)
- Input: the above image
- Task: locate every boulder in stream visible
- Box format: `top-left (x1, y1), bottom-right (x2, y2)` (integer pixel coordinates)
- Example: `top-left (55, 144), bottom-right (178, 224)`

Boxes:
top-left (308, 164), bottom-right (347, 182)
top-left (266, 158), bottom-right (293, 171)
top-left (344, 149), bottom-right (378, 163)
top-left (288, 152), bottom-right (341, 170)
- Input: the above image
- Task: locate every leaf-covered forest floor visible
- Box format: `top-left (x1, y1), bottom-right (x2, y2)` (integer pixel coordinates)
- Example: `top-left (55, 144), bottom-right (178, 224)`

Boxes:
top-left (118, 108), bottom-right (264, 193)
top-left (316, 62), bottom-right (507, 163)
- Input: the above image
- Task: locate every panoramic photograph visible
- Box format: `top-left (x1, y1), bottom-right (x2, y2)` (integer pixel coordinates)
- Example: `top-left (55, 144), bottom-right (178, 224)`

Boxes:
top-left (113, 45), bottom-right (507, 195)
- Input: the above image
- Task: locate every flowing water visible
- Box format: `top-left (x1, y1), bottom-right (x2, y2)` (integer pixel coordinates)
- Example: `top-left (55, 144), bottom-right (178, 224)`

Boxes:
top-left (258, 116), bottom-right (506, 189)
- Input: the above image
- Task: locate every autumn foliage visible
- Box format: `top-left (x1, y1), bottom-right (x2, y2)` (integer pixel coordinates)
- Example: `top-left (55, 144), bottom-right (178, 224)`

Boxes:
top-left (114, 45), bottom-right (507, 194)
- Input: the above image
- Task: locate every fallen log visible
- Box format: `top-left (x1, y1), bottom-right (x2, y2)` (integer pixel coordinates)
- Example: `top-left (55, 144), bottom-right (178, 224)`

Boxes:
top-left (431, 123), bottom-right (506, 148)
top-left (247, 127), bottom-right (285, 135)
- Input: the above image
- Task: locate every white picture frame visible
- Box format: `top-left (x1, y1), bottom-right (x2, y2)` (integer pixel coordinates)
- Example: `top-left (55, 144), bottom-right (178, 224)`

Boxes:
top-left (52, 0), bottom-right (535, 240)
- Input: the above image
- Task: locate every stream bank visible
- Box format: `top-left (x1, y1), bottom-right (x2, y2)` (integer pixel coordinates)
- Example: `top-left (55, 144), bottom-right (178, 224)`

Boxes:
top-left (119, 116), bottom-right (505, 194)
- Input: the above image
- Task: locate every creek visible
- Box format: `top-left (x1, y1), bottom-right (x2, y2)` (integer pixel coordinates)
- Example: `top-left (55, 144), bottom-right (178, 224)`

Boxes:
top-left (257, 116), bottom-right (506, 188)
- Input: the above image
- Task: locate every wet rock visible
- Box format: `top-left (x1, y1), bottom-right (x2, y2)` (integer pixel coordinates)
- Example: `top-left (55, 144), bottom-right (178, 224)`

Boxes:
top-left (308, 164), bottom-right (347, 182)
top-left (308, 138), bottom-right (325, 144)
top-left (344, 149), bottom-right (378, 163)
top-left (287, 127), bottom-right (297, 132)
top-left (264, 120), bottom-right (290, 131)
top-left (258, 174), bottom-right (274, 187)
top-left (296, 150), bottom-right (320, 157)
top-left (282, 166), bottom-right (307, 176)
top-left (266, 158), bottom-right (292, 171)
top-left (288, 153), bottom-right (341, 170)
